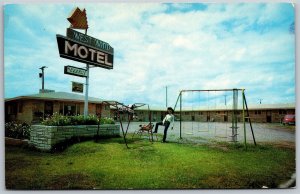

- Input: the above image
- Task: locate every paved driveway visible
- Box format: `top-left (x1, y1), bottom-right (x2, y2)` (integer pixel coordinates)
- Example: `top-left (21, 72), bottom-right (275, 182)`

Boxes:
top-left (121, 121), bottom-right (295, 144)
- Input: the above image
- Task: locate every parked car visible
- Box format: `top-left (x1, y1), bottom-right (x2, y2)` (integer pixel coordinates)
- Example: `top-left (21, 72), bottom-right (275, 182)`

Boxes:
top-left (282, 114), bottom-right (295, 125)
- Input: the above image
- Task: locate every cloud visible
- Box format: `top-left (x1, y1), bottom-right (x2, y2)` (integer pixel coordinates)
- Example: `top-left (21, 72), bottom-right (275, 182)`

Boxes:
top-left (4, 3), bottom-right (295, 108)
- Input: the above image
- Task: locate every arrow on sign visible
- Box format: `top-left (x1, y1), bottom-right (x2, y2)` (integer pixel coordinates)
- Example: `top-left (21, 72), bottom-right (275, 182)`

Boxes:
top-left (67, 7), bottom-right (88, 30)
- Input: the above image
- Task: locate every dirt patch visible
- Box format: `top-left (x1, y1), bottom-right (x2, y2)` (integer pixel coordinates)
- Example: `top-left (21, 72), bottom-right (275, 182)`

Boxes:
top-left (5, 157), bottom-right (31, 172)
top-left (208, 144), bottom-right (229, 152)
top-left (266, 141), bottom-right (295, 150)
top-left (260, 123), bottom-right (295, 133)
top-left (5, 137), bottom-right (28, 147)
top-left (47, 173), bottom-right (97, 189)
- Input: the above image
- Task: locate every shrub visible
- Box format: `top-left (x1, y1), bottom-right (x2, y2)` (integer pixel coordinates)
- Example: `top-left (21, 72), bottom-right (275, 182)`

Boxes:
top-left (41, 113), bottom-right (71, 126)
top-left (100, 117), bottom-right (115, 124)
top-left (41, 113), bottom-right (115, 126)
top-left (85, 114), bottom-right (98, 125)
top-left (5, 121), bottom-right (31, 139)
top-left (69, 115), bottom-right (85, 125)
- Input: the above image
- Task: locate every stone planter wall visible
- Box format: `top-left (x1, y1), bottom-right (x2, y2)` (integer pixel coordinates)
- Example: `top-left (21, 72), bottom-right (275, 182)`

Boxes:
top-left (29, 124), bottom-right (120, 151)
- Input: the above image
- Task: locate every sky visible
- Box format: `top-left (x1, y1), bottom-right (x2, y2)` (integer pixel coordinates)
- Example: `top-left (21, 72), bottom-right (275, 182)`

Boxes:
top-left (4, 2), bottom-right (295, 108)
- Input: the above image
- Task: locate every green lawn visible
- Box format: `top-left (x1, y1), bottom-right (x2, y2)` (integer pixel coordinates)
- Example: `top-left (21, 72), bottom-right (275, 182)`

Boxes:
top-left (5, 136), bottom-right (295, 189)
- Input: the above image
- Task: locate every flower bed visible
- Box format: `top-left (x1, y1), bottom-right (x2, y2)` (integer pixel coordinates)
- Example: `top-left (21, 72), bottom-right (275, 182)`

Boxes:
top-left (29, 124), bottom-right (120, 151)
top-left (29, 113), bottom-right (119, 151)
top-left (5, 121), bottom-right (30, 139)
top-left (41, 113), bottom-right (115, 126)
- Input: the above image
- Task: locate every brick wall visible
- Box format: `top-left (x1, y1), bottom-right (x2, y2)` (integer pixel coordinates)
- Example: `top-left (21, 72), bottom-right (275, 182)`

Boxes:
top-left (29, 124), bottom-right (120, 151)
top-left (17, 100), bottom-right (33, 123)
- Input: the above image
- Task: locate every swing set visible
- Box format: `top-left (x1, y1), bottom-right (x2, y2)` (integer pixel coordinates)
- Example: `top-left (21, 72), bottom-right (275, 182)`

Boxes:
top-left (101, 101), bottom-right (152, 148)
top-left (174, 88), bottom-right (256, 148)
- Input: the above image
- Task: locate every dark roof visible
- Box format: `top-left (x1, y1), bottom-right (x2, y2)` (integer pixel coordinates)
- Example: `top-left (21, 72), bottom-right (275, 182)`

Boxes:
top-left (133, 103), bottom-right (295, 111)
top-left (5, 92), bottom-right (105, 103)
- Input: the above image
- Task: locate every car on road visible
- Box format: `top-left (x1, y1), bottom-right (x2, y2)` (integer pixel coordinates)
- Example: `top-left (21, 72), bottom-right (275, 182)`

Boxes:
top-left (282, 114), bottom-right (295, 125)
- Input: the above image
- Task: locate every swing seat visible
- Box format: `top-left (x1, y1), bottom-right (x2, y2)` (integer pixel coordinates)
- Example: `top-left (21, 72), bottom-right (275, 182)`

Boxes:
top-left (139, 123), bottom-right (154, 132)
top-left (132, 123), bottom-right (156, 141)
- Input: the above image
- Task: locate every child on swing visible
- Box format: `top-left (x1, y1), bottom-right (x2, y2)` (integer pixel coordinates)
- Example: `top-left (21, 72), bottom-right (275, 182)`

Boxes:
top-left (153, 107), bottom-right (175, 143)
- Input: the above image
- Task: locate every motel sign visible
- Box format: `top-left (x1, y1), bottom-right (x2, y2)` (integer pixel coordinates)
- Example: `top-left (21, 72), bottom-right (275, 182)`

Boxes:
top-left (57, 35), bottom-right (113, 69)
top-left (56, 7), bottom-right (114, 117)
top-left (66, 28), bottom-right (113, 54)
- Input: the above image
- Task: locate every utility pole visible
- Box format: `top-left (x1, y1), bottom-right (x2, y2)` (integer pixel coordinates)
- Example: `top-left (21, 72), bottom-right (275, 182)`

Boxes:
top-left (166, 86), bottom-right (168, 107)
top-left (224, 94), bottom-right (227, 106)
top-left (259, 99), bottom-right (262, 104)
top-left (39, 66), bottom-right (47, 93)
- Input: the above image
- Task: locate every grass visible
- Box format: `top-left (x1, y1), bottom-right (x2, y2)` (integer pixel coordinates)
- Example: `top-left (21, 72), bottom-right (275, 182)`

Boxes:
top-left (5, 136), bottom-right (295, 189)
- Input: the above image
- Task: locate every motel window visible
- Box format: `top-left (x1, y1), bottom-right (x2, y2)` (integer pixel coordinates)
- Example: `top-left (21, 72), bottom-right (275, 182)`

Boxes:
top-left (63, 103), bottom-right (80, 116)
top-left (7, 104), bottom-right (17, 115)
top-left (32, 102), bottom-right (44, 118)
top-left (255, 110), bottom-right (262, 115)
top-left (279, 110), bottom-right (287, 115)
top-left (185, 112), bottom-right (189, 115)
top-left (77, 104), bottom-right (81, 115)
top-left (18, 101), bottom-right (23, 113)
top-left (64, 104), bottom-right (75, 116)
top-left (59, 103), bottom-right (64, 115)
top-left (234, 111), bottom-right (241, 115)
top-left (96, 104), bottom-right (102, 115)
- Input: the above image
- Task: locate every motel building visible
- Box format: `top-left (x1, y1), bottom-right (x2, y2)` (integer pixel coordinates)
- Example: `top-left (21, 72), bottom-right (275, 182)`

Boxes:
top-left (114, 104), bottom-right (295, 124)
top-left (5, 91), bottom-right (111, 124)
top-left (5, 91), bottom-right (295, 125)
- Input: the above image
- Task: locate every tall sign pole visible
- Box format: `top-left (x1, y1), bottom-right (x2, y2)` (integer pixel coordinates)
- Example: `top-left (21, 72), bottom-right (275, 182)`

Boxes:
top-left (84, 61), bottom-right (89, 117)
top-left (69, 7), bottom-right (90, 118)
top-left (84, 27), bottom-right (89, 117)
top-left (57, 7), bottom-right (114, 118)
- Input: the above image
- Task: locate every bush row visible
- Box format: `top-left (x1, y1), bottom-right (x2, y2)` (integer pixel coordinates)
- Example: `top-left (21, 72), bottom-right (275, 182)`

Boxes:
top-left (5, 121), bottom-right (30, 139)
top-left (41, 113), bottom-right (115, 126)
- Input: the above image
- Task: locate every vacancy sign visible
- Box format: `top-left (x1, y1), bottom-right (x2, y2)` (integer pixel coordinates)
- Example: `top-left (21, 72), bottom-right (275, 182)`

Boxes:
top-left (72, 81), bottom-right (84, 93)
top-left (64, 65), bottom-right (87, 77)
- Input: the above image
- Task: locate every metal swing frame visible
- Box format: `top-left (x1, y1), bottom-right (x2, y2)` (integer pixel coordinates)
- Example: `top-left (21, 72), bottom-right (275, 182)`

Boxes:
top-left (174, 88), bottom-right (257, 149)
top-left (132, 104), bottom-right (157, 142)
top-left (102, 101), bottom-right (152, 148)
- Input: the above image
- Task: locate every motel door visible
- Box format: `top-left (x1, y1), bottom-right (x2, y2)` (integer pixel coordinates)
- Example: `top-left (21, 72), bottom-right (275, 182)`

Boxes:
top-left (266, 111), bottom-right (272, 123)
top-left (224, 111), bottom-right (228, 122)
top-left (96, 104), bottom-right (103, 116)
top-left (207, 112), bottom-right (210, 122)
top-left (191, 115), bottom-right (195, 121)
